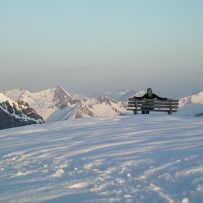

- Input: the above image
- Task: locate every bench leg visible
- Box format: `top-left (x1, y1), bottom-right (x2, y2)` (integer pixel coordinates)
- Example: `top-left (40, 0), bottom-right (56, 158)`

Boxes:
top-left (133, 110), bottom-right (137, 115)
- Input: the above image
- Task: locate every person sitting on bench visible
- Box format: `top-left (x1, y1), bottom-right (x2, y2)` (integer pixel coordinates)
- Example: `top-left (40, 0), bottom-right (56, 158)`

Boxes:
top-left (134, 88), bottom-right (167, 114)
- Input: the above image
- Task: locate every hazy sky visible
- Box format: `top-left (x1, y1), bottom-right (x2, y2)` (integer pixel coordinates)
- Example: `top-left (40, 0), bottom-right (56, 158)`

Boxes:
top-left (0, 0), bottom-right (203, 97)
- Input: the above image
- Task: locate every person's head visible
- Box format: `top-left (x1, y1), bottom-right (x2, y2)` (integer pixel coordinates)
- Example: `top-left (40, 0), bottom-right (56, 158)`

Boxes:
top-left (147, 88), bottom-right (153, 97)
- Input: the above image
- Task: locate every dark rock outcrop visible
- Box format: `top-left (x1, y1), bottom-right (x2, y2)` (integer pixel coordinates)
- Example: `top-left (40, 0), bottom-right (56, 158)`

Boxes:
top-left (0, 100), bottom-right (44, 130)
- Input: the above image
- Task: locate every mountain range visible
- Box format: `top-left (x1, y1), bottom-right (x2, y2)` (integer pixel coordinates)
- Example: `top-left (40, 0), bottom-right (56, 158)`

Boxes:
top-left (1, 87), bottom-right (203, 129)
top-left (2, 87), bottom-right (126, 124)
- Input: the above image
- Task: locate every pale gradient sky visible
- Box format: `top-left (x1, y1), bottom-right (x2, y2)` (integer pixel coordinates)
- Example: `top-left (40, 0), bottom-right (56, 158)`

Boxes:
top-left (0, 0), bottom-right (203, 97)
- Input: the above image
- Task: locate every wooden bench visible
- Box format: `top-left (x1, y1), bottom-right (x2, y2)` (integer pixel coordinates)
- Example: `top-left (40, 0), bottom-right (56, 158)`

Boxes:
top-left (127, 98), bottom-right (179, 115)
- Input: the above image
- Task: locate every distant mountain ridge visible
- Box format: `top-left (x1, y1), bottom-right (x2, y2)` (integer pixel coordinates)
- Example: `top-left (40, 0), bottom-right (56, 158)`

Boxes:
top-left (3, 86), bottom-right (80, 120)
top-left (3, 87), bottom-right (127, 122)
top-left (100, 90), bottom-right (145, 101)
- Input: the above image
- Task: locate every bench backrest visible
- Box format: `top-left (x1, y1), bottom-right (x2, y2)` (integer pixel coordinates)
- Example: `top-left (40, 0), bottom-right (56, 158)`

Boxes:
top-left (127, 98), bottom-right (179, 114)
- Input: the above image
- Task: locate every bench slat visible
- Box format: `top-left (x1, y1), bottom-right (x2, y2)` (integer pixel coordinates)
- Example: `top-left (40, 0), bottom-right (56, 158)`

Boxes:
top-left (127, 108), bottom-right (178, 112)
top-left (127, 97), bottom-right (179, 114)
top-left (127, 105), bottom-right (178, 109)
top-left (128, 104), bottom-right (179, 107)
top-left (128, 101), bottom-right (179, 105)
top-left (128, 102), bottom-right (179, 106)
top-left (128, 98), bottom-right (178, 102)
top-left (128, 106), bottom-right (178, 109)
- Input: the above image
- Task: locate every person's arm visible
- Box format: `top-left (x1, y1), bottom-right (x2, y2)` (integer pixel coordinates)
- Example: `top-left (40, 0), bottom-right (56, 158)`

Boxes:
top-left (153, 94), bottom-right (167, 101)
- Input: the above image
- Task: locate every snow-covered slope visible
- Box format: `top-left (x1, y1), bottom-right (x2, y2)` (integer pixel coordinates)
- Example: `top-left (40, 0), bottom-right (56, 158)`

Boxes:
top-left (178, 91), bottom-right (203, 116)
top-left (0, 92), bottom-right (19, 105)
top-left (0, 93), bottom-right (43, 130)
top-left (47, 97), bottom-right (126, 122)
top-left (92, 96), bottom-right (126, 117)
top-left (0, 115), bottom-right (203, 203)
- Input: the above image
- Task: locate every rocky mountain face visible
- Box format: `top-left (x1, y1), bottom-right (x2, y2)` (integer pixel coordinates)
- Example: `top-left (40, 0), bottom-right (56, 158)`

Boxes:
top-left (0, 94), bottom-right (44, 130)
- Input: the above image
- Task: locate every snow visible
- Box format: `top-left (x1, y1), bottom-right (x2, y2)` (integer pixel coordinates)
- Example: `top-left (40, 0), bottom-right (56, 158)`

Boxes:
top-left (91, 101), bottom-right (125, 118)
top-left (46, 97), bottom-right (126, 121)
top-left (3, 89), bottom-right (32, 101)
top-left (46, 106), bottom-right (73, 122)
top-left (179, 91), bottom-right (203, 107)
top-left (0, 93), bottom-right (17, 105)
top-left (3, 88), bottom-right (126, 122)
top-left (3, 88), bottom-right (57, 119)
top-left (0, 93), bottom-right (42, 123)
top-left (176, 104), bottom-right (203, 116)
top-left (1, 115), bottom-right (203, 202)
top-left (177, 91), bottom-right (203, 116)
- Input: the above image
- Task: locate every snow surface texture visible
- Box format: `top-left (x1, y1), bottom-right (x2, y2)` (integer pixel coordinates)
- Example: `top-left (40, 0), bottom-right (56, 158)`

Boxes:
top-left (0, 115), bottom-right (203, 203)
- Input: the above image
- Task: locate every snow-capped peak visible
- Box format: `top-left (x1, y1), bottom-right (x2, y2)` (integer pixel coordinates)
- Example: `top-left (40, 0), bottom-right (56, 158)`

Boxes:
top-left (179, 91), bottom-right (203, 107)
top-left (0, 93), bottom-right (15, 104)
top-left (97, 96), bottom-right (117, 105)
top-left (52, 86), bottom-right (73, 104)
top-left (2, 87), bottom-right (79, 120)
top-left (3, 89), bottom-right (32, 102)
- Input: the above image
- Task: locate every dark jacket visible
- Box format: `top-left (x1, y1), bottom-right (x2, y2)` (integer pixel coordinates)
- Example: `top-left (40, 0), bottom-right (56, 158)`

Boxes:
top-left (134, 93), bottom-right (167, 101)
